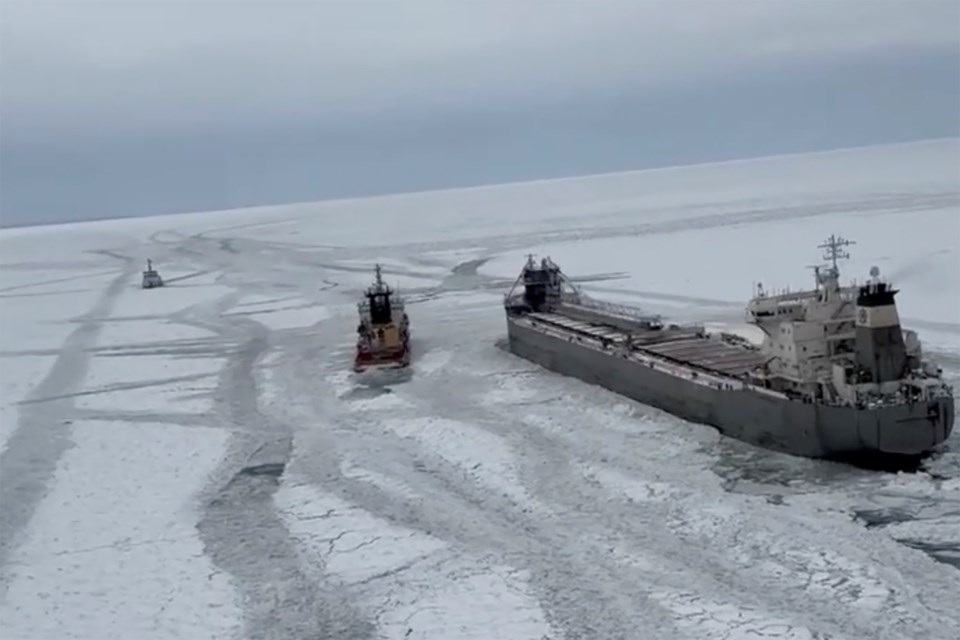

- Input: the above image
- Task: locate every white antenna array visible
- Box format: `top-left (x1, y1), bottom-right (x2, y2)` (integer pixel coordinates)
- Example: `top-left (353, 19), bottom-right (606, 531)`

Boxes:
top-left (818, 234), bottom-right (855, 273)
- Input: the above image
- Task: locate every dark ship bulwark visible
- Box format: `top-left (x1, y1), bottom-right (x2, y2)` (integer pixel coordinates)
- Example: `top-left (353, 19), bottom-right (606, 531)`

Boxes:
top-left (503, 244), bottom-right (954, 461)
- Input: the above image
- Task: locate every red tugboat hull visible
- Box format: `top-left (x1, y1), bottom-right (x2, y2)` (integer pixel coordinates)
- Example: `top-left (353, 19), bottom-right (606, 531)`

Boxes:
top-left (353, 345), bottom-right (410, 373)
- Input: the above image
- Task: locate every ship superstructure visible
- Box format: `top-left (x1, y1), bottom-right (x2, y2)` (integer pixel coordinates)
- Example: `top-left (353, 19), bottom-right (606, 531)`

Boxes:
top-left (503, 241), bottom-right (954, 460)
top-left (745, 235), bottom-right (947, 412)
top-left (354, 264), bottom-right (411, 372)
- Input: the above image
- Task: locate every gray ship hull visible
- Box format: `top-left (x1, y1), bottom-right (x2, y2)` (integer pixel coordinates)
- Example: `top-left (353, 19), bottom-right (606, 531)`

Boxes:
top-left (506, 317), bottom-right (955, 460)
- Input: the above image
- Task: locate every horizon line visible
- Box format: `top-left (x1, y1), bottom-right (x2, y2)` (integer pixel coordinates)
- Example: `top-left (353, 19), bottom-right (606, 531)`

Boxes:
top-left (2, 135), bottom-right (957, 232)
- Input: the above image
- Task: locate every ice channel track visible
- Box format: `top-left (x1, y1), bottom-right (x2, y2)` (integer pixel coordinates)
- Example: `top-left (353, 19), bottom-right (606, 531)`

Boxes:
top-left (176, 294), bottom-right (375, 639)
top-left (0, 252), bottom-right (138, 601)
top-left (150, 190), bottom-right (959, 261)
top-left (142, 206), bottom-right (960, 639)
top-left (270, 305), bottom-right (960, 640)
top-left (146, 189), bottom-right (960, 341)
top-left (4, 189), bottom-right (954, 639)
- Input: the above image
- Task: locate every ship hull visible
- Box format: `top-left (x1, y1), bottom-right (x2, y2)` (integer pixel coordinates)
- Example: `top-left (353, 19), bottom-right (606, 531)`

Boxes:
top-left (506, 316), bottom-right (954, 460)
top-left (354, 316), bottom-right (411, 373)
top-left (353, 342), bottom-right (410, 373)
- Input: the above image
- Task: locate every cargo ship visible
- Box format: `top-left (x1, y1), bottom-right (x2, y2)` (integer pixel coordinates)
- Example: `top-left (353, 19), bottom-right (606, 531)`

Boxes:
top-left (502, 237), bottom-right (954, 460)
top-left (354, 264), bottom-right (411, 372)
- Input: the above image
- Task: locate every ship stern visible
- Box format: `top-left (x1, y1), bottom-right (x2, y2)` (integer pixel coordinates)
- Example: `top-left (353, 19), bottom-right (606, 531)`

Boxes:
top-left (871, 395), bottom-right (955, 456)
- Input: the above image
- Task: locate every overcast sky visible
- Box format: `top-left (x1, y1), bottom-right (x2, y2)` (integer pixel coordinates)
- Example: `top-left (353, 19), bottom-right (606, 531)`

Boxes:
top-left (2, 0), bottom-right (958, 226)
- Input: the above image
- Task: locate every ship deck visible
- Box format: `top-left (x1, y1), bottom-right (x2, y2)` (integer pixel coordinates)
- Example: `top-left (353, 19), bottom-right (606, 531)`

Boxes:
top-left (524, 310), bottom-right (767, 378)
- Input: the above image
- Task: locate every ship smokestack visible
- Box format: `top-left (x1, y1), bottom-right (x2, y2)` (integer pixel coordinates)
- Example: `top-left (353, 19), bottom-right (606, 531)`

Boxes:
top-left (854, 266), bottom-right (907, 383)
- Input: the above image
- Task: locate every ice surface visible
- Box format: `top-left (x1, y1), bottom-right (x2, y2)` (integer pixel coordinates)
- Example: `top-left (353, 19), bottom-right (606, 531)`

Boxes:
top-left (0, 355), bottom-right (56, 450)
top-left (650, 589), bottom-right (832, 640)
top-left (223, 301), bottom-right (328, 331)
top-left (381, 416), bottom-right (538, 510)
top-left (481, 205), bottom-right (960, 324)
top-left (276, 482), bottom-right (556, 640)
top-left (0, 421), bottom-right (239, 640)
top-left (75, 320), bottom-right (223, 417)
top-left (1, 139), bottom-right (958, 639)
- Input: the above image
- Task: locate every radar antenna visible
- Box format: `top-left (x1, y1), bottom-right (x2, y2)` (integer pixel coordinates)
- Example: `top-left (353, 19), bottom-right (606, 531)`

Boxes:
top-left (817, 234), bottom-right (855, 273)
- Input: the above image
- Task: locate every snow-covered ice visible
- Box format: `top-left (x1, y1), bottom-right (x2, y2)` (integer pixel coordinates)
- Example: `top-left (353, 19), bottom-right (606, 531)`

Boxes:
top-left (480, 203), bottom-right (960, 324)
top-left (0, 421), bottom-right (240, 640)
top-left (1, 138), bottom-right (959, 639)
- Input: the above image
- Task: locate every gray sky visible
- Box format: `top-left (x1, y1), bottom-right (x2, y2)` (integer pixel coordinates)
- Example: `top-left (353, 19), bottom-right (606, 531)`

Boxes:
top-left (2, 0), bottom-right (959, 227)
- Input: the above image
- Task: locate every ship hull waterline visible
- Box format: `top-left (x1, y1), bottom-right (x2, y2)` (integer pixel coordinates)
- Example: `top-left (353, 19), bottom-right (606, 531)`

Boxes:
top-left (506, 317), bottom-right (955, 462)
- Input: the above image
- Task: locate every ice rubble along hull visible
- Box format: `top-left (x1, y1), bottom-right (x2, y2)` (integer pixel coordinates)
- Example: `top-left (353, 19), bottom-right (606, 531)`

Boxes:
top-left (505, 317), bottom-right (953, 458)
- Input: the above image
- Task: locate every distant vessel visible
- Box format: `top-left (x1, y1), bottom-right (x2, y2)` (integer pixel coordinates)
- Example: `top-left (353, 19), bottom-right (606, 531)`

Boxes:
top-left (502, 237), bottom-right (954, 461)
top-left (141, 259), bottom-right (164, 289)
top-left (354, 264), bottom-right (411, 372)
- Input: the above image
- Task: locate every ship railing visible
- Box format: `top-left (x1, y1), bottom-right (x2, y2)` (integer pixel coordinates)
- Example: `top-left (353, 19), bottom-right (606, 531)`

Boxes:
top-left (809, 386), bottom-right (942, 409)
top-left (747, 370), bottom-right (955, 408)
top-left (503, 291), bottom-right (527, 306)
top-left (567, 293), bottom-right (663, 323)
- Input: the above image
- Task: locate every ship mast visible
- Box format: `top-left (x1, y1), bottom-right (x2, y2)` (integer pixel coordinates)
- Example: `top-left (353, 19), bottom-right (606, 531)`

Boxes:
top-left (818, 234), bottom-right (855, 274)
top-left (367, 263), bottom-right (391, 295)
top-left (813, 234), bottom-right (854, 300)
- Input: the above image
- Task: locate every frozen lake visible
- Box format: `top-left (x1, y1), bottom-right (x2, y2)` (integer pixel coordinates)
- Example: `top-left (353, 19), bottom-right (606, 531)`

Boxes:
top-left (1, 138), bottom-right (958, 640)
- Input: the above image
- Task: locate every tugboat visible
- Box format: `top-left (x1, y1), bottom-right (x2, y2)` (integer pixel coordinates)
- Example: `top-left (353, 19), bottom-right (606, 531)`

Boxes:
top-left (354, 264), bottom-right (411, 372)
top-left (503, 238), bottom-right (954, 461)
top-left (141, 259), bottom-right (164, 289)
